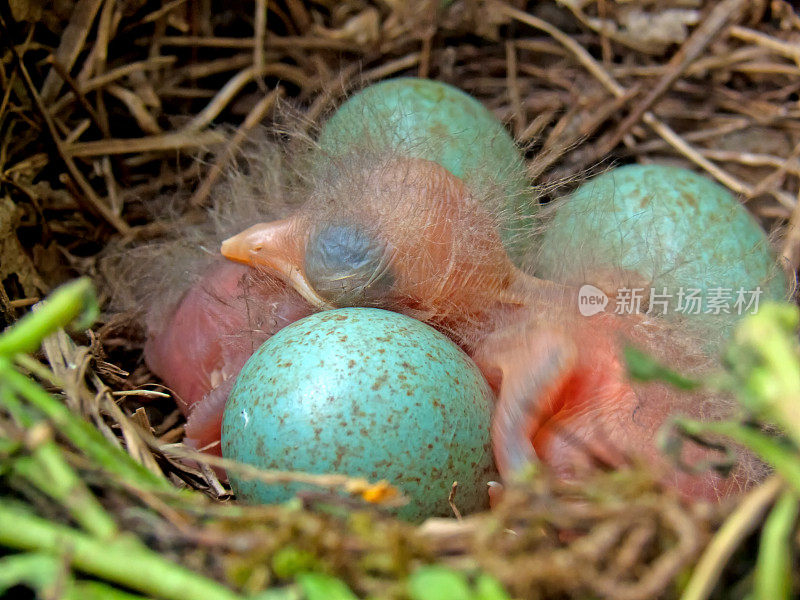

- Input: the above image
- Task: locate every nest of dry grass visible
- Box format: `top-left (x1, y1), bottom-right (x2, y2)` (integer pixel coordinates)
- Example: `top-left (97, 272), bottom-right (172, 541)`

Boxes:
top-left (2, 1), bottom-right (800, 598)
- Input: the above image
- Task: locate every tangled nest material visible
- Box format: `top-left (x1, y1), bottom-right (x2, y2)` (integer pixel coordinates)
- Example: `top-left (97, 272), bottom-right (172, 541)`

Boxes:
top-left (2, 1), bottom-right (800, 598)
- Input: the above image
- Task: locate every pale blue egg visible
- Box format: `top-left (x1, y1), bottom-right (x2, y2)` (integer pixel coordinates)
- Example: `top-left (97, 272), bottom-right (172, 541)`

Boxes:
top-left (317, 77), bottom-right (533, 260)
top-left (537, 164), bottom-right (788, 347)
top-left (221, 307), bottom-right (497, 521)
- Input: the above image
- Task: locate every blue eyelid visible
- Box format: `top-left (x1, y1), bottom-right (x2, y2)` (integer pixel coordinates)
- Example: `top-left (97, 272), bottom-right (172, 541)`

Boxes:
top-left (305, 223), bottom-right (394, 306)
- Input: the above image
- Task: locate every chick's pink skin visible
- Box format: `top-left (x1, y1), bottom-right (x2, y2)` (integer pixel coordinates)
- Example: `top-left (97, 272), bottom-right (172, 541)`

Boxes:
top-left (144, 259), bottom-right (313, 453)
top-left (143, 157), bottom-right (734, 498)
top-left (218, 156), bottom-right (754, 501)
top-left (475, 310), bottom-right (745, 502)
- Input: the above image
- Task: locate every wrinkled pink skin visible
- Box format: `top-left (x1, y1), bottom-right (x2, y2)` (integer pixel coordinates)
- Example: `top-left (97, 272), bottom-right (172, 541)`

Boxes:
top-left (145, 154), bottom-right (756, 502)
top-left (474, 309), bottom-right (743, 503)
top-left (144, 260), bottom-right (313, 455)
top-left (148, 261), bottom-right (737, 500)
top-left (211, 153), bottom-right (759, 503)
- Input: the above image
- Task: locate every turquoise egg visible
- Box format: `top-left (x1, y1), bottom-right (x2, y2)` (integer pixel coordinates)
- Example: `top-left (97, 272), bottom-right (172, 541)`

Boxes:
top-left (537, 164), bottom-right (788, 346)
top-left (317, 77), bottom-right (532, 260)
top-left (221, 307), bottom-right (497, 522)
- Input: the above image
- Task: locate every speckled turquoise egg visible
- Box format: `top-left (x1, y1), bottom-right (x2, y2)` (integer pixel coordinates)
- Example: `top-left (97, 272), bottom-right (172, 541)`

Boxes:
top-left (317, 77), bottom-right (532, 260)
top-left (221, 307), bottom-right (497, 521)
top-left (537, 164), bottom-right (788, 346)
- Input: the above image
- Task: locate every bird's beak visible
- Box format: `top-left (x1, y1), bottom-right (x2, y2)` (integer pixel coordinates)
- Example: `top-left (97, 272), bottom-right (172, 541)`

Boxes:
top-left (221, 219), bottom-right (333, 310)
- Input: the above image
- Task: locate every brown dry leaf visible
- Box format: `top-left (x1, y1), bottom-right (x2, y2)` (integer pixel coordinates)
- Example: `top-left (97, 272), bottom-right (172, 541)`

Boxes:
top-left (557, 0), bottom-right (701, 53)
top-left (32, 242), bottom-right (73, 288)
top-left (0, 196), bottom-right (47, 298)
top-left (312, 8), bottom-right (381, 46)
top-left (590, 7), bottom-right (699, 53)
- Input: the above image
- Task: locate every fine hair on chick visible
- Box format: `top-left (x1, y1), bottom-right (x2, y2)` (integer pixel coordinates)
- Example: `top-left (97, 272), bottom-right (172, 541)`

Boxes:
top-left (102, 81), bottom-right (780, 499)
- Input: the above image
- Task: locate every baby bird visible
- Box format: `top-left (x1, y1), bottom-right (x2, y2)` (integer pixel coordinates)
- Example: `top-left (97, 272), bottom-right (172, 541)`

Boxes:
top-left (220, 152), bottom-right (763, 501)
top-left (144, 260), bottom-right (313, 454)
top-left (137, 80), bottom-right (778, 501)
top-left (109, 139), bottom-right (317, 457)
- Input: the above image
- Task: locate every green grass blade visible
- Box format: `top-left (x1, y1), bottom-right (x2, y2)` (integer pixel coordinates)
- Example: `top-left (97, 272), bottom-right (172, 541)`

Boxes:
top-left (0, 278), bottom-right (97, 357)
top-left (0, 359), bottom-right (171, 491)
top-left (0, 501), bottom-right (245, 600)
top-left (296, 573), bottom-right (358, 600)
top-left (753, 490), bottom-right (798, 600)
top-left (408, 566), bottom-right (472, 600)
top-left (0, 553), bottom-right (60, 594)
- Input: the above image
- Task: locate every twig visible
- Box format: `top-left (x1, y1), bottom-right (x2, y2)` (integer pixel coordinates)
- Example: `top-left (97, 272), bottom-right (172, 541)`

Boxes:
top-left (48, 56), bottom-right (176, 116)
top-left (3, 28), bottom-right (132, 234)
top-left (156, 35), bottom-right (357, 52)
top-left (448, 481), bottom-right (463, 521)
top-left (505, 41), bottom-right (524, 138)
top-left (65, 130), bottom-right (227, 157)
top-left (159, 443), bottom-right (404, 505)
top-left (496, 1), bottom-right (797, 208)
top-left (40, 0), bottom-right (104, 102)
top-left (45, 58), bottom-right (110, 138)
top-left (189, 87), bottom-right (283, 207)
top-left (180, 65), bottom-right (301, 132)
top-left (598, 0), bottom-right (748, 155)
top-left (729, 25), bottom-right (800, 67)
top-left (254, 0), bottom-right (267, 90)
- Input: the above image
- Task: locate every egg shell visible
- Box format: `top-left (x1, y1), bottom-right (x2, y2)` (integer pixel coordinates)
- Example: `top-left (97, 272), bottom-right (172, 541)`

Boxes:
top-left (221, 307), bottom-right (497, 522)
top-left (537, 164), bottom-right (788, 346)
top-left (317, 77), bottom-right (532, 259)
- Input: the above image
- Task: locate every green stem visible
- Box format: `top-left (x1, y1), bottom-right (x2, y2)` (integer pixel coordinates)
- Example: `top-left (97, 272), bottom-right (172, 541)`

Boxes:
top-left (0, 553), bottom-right (192, 600)
top-left (728, 304), bottom-right (800, 448)
top-left (680, 476), bottom-right (783, 600)
top-left (0, 552), bottom-right (60, 594)
top-left (0, 359), bottom-right (171, 492)
top-left (0, 502), bottom-right (244, 600)
top-left (66, 580), bottom-right (161, 600)
top-left (753, 490), bottom-right (799, 600)
top-left (0, 278), bottom-right (97, 357)
top-left (13, 447), bottom-right (118, 539)
top-left (3, 384), bottom-right (118, 539)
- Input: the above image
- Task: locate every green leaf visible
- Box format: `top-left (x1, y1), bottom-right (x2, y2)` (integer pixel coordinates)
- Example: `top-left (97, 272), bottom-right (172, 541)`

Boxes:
top-left (296, 573), bottom-right (358, 600)
top-left (474, 573), bottom-right (511, 600)
top-left (408, 566), bottom-right (472, 600)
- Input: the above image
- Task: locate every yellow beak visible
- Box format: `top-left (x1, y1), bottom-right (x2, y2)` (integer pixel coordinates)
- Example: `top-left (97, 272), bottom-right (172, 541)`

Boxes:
top-left (221, 219), bottom-right (333, 310)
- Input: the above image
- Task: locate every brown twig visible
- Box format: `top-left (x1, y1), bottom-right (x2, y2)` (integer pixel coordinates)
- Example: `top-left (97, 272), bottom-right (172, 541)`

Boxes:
top-left (597, 0), bottom-right (748, 156)
top-left (497, 1), bottom-right (798, 208)
top-left (189, 87), bottom-right (283, 207)
top-left (4, 23), bottom-right (131, 235)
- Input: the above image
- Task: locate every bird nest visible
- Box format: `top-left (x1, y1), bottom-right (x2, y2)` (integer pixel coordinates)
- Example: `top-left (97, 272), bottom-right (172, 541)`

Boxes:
top-left (2, 1), bottom-right (800, 598)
